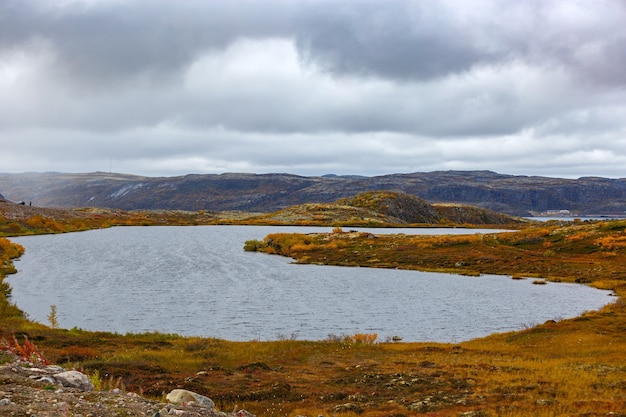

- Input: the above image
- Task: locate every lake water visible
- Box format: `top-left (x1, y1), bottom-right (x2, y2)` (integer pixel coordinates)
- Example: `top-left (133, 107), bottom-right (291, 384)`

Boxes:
top-left (8, 226), bottom-right (612, 342)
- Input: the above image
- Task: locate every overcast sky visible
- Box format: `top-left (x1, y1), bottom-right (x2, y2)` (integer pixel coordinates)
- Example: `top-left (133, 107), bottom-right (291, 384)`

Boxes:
top-left (1, 0), bottom-right (626, 179)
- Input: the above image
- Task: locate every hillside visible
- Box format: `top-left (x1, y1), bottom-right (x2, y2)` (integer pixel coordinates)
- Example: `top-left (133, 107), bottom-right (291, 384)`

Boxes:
top-left (1, 170), bottom-right (626, 216)
top-left (337, 191), bottom-right (441, 223)
top-left (212, 191), bottom-right (524, 226)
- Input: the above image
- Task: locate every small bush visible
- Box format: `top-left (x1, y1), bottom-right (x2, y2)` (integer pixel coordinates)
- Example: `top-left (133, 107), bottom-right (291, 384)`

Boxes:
top-left (47, 305), bottom-right (59, 328)
top-left (0, 334), bottom-right (49, 365)
top-left (243, 239), bottom-right (264, 251)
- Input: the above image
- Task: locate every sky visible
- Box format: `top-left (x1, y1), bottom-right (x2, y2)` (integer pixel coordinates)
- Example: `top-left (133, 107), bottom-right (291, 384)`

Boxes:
top-left (1, 0), bottom-right (626, 179)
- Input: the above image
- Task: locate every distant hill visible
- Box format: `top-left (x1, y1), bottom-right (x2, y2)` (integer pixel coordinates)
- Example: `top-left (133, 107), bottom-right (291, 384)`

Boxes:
top-left (0, 171), bottom-right (625, 216)
top-left (257, 191), bottom-right (524, 225)
top-left (337, 191), bottom-right (441, 223)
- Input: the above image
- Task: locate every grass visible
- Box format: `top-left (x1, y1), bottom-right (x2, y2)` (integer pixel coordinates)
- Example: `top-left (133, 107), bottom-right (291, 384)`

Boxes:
top-left (252, 220), bottom-right (626, 287)
top-left (2, 209), bottom-right (626, 415)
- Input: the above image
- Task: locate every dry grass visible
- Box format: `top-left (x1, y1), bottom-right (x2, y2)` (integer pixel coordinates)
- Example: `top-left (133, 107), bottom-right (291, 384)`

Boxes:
top-left (3, 213), bottom-right (626, 415)
top-left (2, 284), bottom-right (626, 416)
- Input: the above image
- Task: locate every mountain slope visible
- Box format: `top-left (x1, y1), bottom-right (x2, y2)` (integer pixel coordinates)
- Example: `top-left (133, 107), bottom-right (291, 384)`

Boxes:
top-left (1, 171), bottom-right (625, 216)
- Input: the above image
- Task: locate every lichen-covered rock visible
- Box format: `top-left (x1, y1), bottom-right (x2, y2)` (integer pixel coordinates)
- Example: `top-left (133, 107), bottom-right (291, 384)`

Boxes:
top-left (53, 370), bottom-right (94, 392)
top-left (0, 356), bottom-right (255, 417)
top-left (166, 389), bottom-right (215, 408)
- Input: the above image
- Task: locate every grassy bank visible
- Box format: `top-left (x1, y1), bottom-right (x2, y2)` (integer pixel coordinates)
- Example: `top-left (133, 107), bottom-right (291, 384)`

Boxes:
top-left (246, 221), bottom-right (626, 288)
top-left (2, 208), bottom-right (626, 415)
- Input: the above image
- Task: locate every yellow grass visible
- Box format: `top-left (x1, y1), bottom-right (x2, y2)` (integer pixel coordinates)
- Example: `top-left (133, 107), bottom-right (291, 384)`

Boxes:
top-left (3, 215), bottom-right (626, 415)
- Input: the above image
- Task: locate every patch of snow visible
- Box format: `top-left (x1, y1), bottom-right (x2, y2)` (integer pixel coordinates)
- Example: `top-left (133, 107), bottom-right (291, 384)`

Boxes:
top-left (110, 183), bottom-right (144, 198)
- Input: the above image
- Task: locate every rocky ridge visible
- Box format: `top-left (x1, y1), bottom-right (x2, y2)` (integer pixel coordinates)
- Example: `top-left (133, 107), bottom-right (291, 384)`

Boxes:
top-left (2, 170), bottom-right (626, 216)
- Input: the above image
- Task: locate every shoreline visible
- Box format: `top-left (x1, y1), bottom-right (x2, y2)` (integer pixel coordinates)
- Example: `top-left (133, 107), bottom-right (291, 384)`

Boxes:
top-left (3, 208), bottom-right (626, 415)
top-left (6, 226), bottom-right (613, 343)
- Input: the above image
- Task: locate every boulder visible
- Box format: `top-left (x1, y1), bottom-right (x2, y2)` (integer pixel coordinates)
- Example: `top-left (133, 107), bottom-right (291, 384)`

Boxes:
top-left (53, 370), bottom-right (94, 392)
top-left (166, 389), bottom-right (215, 408)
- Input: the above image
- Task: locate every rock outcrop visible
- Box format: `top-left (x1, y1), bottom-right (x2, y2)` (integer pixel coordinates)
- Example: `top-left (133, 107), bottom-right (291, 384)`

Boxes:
top-left (0, 353), bottom-right (255, 417)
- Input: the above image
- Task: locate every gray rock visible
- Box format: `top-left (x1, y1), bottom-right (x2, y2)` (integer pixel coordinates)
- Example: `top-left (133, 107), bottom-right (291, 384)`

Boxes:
top-left (54, 370), bottom-right (94, 392)
top-left (0, 398), bottom-right (11, 406)
top-left (460, 411), bottom-right (492, 417)
top-left (38, 375), bottom-right (56, 384)
top-left (331, 403), bottom-right (362, 414)
top-left (166, 389), bottom-right (215, 408)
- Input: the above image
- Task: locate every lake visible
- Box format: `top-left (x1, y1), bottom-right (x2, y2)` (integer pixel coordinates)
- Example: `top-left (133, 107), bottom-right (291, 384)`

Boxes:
top-left (8, 226), bottom-right (612, 342)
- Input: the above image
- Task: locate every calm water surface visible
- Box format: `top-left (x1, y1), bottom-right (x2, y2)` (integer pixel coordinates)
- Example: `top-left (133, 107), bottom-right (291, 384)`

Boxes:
top-left (9, 226), bottom-right (612, 342)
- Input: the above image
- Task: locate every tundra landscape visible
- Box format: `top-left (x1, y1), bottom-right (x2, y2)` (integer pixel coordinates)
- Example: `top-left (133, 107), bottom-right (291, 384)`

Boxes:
top-left (1, 188), bottom-right (626, 416)
top-left (4, 1), bottom-right (626, 415)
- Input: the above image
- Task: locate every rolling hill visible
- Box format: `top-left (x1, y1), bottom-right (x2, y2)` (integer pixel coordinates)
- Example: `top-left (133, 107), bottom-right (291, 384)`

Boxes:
top-left (1, 170), bottom-right (625, 216)
top-left (255, 191), bottom-right (524, 225)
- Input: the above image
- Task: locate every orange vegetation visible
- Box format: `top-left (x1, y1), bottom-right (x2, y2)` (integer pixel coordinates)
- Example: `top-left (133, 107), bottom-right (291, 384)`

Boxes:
top-left (250, 220), bottom-right (626, 286)
top-left (2, 212), bottom-right (626, 416)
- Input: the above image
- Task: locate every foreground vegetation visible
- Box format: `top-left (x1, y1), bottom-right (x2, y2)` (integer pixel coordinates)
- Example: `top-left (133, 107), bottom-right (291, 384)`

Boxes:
top-left (2, 200), bottom-right (626, 416)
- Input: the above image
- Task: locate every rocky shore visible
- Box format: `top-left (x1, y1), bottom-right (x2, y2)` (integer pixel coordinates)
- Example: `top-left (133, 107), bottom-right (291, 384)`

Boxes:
top-left (0, 353), bottom-right (254, 417)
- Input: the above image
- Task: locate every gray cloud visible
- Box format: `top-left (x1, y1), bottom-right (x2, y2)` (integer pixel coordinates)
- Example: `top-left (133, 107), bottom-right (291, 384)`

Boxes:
top-left (294, 0), bottom-right (501, 80)
top-left (1, 0), bottom-right (625, 179)
top-left (6, 0), bottom-right (625, 87)
top-left (294, 0), bottom-right (626, 86)
top-left (0, 1), bottom-right (293, 88)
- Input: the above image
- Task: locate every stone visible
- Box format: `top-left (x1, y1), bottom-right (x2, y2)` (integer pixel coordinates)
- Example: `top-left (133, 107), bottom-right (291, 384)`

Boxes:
top-left (331, 403), bottom-right (362, 413)
top-left (0, 398), bottom-right (12, 406)
top-left (54, 371), bottom-right (94, 392)
top-left (166, 389), bottom-right (215, 408)
top-left (460, 411), bottom-right (492, 417)
top-left (38, 375), bottom-right (56, 384)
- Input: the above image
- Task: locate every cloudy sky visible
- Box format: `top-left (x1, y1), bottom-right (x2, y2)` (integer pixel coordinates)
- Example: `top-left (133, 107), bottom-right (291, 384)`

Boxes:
top-left (1, 0), bottom-right (626, 179)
